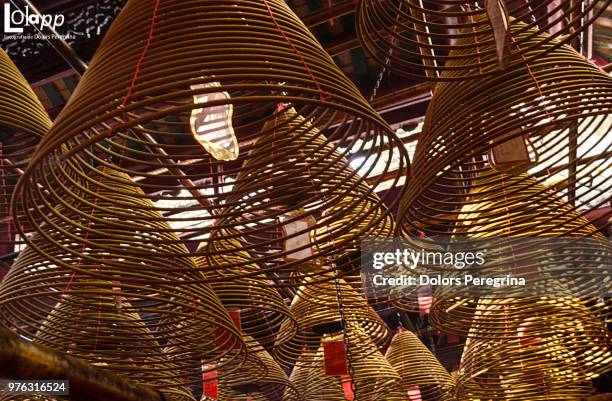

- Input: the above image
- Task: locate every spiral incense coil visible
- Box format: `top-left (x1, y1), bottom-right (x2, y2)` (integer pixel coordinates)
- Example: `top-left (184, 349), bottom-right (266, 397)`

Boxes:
top-left (13, 0), bottom-right (408, 283)
top-left (274, 273), bottom-right (390, 368)
top-left (296, 361), bottom-right (348, 401)
top-left (455, 312), bottom-right (598, 401)
top-left (357, 0), bottom-right (609, 81)
top-left (214, 336), bottom-right (271, 392)
top-left (429, 171), bottom-right (610, 335)
top-left (451, 170), bottom-right (609, 238)
top-left (422, 171), bottom-right (611, 308)
top-left (0, 167), bottom-right (245, 389)
top-left (440, 297), bottom-right (611, 377)
top-left (384, 331), bottom-right (453, 401)
top-left (217, 337), bottom-right (301, 401)
top-left (335, 324), bottom-right (403, 401)
top-left (287, 354), bottom-right (312, 399)
top-left (286, 326), bottom-right (403, 401)
top-left (197, 229), bottom-right (298, 349)
top-left (210, 106), bottom-right (400, 284)
top-left (398, 22), bottom-right (611, 235)
top-left (0, 49), bottom-right (51, 253)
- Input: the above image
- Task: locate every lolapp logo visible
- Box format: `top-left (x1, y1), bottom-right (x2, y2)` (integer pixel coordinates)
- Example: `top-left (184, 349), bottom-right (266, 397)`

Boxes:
top-left (3, 3), bottom-right (64, 34)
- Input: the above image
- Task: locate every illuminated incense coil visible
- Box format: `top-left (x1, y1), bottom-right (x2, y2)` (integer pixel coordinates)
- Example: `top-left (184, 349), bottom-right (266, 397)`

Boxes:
top-left (335, 324), bottom-right (403, 401)
top-left (198, 228), bottom-right (298, 349)
top-left (430, 171), bottom-right (610, 337)
top-left (385, 331), bottom-right (453, 401)
top-left (0, 49), bottom-right (52, 254)
top-left (427, 174), bottom-right (611, 386)
top-left (13, 0), bottom-right (408, 284)
top-left (274, 274), bottom-right (390, 368)
top-left (398, 21), bottom-right (611, 235)
top-left (0, 168), bottom-right (245, 389)
top-left (357, 0), bottom-right (609, 81)
top-left (217, 337), bottom-right (301, 401)
top-left (455, 301), bottom-right (600, 400)
top-left (216, 336), bottom-right (274, 392)
top-left (288, 326), bottom-right (403, 401)
top-left (212, 106), bottom-right (400, 283)
top-left (287, 354), bottom-right (313, 399)
top-left (441, 297), bottom-right (611, 373)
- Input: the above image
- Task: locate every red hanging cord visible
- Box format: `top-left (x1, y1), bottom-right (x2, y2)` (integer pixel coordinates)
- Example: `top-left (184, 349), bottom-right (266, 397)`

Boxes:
top-left (263, 0), bottom-right (329, 102)
top-left (120, 0), bottom-right (162, 111)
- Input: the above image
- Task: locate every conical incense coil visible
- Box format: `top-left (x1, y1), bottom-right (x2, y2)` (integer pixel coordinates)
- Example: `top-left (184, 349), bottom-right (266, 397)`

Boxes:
top-left (331, 324), bottom-right (403, 401)
top-left (0, 49), bottom-right (52, 254)
top-left (399, 21), bottom-right (611, 235)
top-left (451, 171), bottom-right (608, 238)
top-left (357, 0), bottom-right (608, 81)
top-left (0, 168), bottom-right (245, 388)
top-left (198, 228), bottom-right (298, 349)
top-left (211, 106), bottom-right (400, 283)
top-left (430, 171), bottom-right (610, 337)
top-left (310, 180), bottom-right (398, 306)
top-left (217, 337), bottom-right (301, 401)
top-left (455, 312), bottom-right (598, 400)
top-left (287, 326), bottom-right (403, 401)
top-left (450, 297), bottom-right (611, 376)
top-left (215, 336), bottom-right (272, 392)
top-left (291, 348), bottom-right (358, 401)
top-left (385, 330), bottom-right (453, 401)
top-left (13, 0), bottom-right (408, 282)
top-left (287, 353), bottom-right (314, 400)
top-left (274, 274), bottom-right (390, 368)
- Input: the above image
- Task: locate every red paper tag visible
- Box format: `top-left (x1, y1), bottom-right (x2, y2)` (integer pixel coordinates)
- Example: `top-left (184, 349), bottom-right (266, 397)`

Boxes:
top-left (417, 285), bottom-right (433, 316)
top-left (323, 339), bottom-right (348, 376)
top-left (447, 333), bottom-right (460, 344)
top-left (341, 377), bottom-right (355, 400)
top-left (408, 386), bottom-right (422, 401)
top-left (280, 211), bottom-right (316, 262)
top-left (202, 364), bottom-right (218, 399)
top-left (214, 309), bottom-right (241, 350)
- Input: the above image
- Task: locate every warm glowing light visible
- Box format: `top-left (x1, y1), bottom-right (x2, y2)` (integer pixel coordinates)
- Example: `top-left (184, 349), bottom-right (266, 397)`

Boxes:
top-left (190, 81), bottom-right (238, 161)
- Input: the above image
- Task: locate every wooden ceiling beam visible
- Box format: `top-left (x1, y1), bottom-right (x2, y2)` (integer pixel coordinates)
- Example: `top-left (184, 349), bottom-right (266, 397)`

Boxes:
top-left (301, 0), bottom-right (357, 28)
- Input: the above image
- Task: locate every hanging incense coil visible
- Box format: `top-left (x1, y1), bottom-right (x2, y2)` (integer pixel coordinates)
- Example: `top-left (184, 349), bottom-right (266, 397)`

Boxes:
top-left (398, 22), bottom-right (611, 234)
top-left (423, 170), bottom-right (611, 310)
top-left (217, 337), bottom-right (301, 401)
top-left (0, 167), bottom-right (245, 389)
top-left (332, 325), bottom-right (403, 401)
top-left (197, 228), bottom-right (298, 349)
top-left (357, 0), bottom-right (609, 81)
top-left (296, 362), bottom-right (349, 401)
top-left (287, 354), bottom-right (313, 399)
top-left (385, 330), bottom-right (453, 401)
top-left (286, 325), bottom-right (403, 401)
top-left (429, 171), bottom-right (611, 335)
top-left (13, 0), bottom-right (408, 284)
top-left (426, 172), bottom-right (611, 384)
top-left (454, 305), bottom-right (600, 401)
top-left (274, 273), bottom-right (390, 368)
top-left (0, 49), bottom-right (52, 255)
top-left (439, 297), bottom-right (611, 377)
top-left (209, 106), bottom-right (400, 284)
top-left (214, 336), bottom-right (273, 392)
